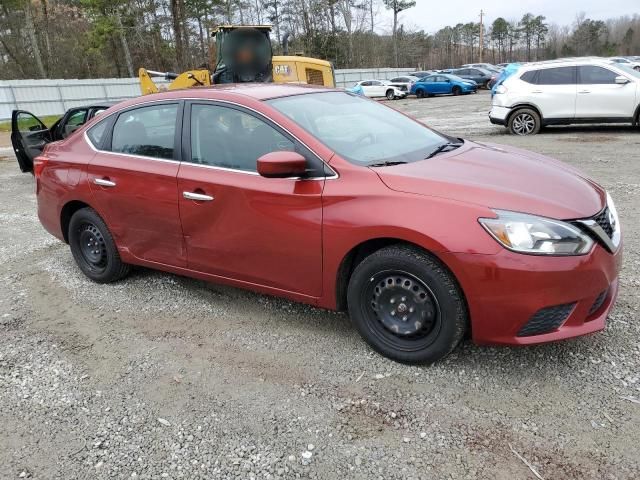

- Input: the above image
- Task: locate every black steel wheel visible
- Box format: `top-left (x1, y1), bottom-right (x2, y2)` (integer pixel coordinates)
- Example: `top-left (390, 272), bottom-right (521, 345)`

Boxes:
top-left (68, 207), bottom-right (130, 283)
top-left (416, 89), bottom-right (425, 99)
top-left (347, 245), bottom-right (467, 364)
top-left (452, 86), bottom-right (461, 96)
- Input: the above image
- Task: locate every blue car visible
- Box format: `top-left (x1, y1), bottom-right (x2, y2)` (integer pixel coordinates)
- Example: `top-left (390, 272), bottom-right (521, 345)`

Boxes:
top-left (410, 74), bottom-right (477, 98)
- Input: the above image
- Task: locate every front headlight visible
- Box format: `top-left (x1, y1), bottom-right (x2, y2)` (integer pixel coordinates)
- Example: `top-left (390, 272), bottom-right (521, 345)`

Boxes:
top-left (479, 210), bottom-right (594, 255)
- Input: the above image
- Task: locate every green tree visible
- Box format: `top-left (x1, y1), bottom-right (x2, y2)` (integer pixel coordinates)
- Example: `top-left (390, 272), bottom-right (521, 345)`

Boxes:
top-left (383, 0), bottom-right (416, 67)
top-left (491, 17), bottom-right (509, 63)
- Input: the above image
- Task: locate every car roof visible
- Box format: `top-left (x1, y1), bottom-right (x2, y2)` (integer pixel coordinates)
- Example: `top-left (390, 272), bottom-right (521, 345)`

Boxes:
top-left (110, 83), bottom-right (338, 111)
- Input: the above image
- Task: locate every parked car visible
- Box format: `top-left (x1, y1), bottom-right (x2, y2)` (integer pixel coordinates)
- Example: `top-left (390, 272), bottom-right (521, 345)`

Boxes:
top-left (27, 84), bottom-right (622, 363)
top-left (11, 104), bottom-right (113, 173)
top-left (451, 67), bottom-right (494, 88)
top-left (609, 57), bottom-right (640, 71)
top-left (411, 74), bottom-right (477, 97)
top-left (490, 58), bottom-right (640, 135)
top-left (462, 63), bottom-right (502, 72)
top-left (352, 80), bottom-right (407, 100)
top-left (409, 70), bottom-right (435, 79)
top-left (388, 75), bottom-right (420, 92)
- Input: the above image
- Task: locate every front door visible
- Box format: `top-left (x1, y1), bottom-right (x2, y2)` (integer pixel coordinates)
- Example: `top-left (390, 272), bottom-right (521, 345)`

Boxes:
top-left (177, 101), bottom-right (324, 296)
top-left (87, 102), bottom-right (186, 266)
top-left (576, 65), bottom-right (636, 119)
top-left (11, 110), bottom-right (52, 173)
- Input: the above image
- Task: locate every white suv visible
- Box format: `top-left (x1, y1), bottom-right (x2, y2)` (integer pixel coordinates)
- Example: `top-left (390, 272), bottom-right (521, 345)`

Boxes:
top-left (489, 58), bottom-right (640, 135)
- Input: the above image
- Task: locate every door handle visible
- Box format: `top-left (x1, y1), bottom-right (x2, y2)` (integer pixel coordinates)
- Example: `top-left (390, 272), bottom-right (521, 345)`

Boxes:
top-left (531, 90), bottom-right (543, 93)
top-left (183, 191), bottom-right (214, 201)
top-left (94, 178), bottom-right (116, 187)
top-left (578, 90), bottom-right (591, 94)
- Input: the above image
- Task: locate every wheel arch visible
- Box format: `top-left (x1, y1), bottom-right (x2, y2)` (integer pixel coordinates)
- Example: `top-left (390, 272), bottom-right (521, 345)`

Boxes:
top-left (507, 103), bottom-right (544, 124)
top-left (334, 238), bottom-right (468, 321)
top-left (60, 200), bottom-right (91, 243)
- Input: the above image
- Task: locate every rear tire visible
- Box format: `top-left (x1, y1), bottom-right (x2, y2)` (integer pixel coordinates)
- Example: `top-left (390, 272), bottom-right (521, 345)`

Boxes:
top-left (385, 89), bottom-right (395, 100)
top-left (347, 245), bottom-right (467, 364)
top-left (68, 207), bottom-right (130, 283)
top-left (508, 108), bottom-right (541, 135)
top-left (452, 86), bottom-right (461, 96)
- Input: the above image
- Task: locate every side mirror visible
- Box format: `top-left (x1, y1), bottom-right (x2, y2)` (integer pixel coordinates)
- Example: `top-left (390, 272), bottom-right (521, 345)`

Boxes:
top-left (615, 76), bottom-right (630, 84)
top-left (257, 151), bottom-right (307, 178)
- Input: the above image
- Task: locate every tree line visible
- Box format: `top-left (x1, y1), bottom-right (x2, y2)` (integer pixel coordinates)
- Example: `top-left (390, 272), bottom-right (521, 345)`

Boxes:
top-left (1, 1), bottom-right (639, 80)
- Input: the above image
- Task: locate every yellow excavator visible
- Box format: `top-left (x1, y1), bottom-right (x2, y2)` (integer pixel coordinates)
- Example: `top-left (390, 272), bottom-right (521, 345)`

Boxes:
top-left (139, 25), bottom-right (335, 95)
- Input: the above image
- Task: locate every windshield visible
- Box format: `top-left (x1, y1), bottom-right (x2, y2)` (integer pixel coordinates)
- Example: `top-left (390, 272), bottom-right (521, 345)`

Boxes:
top-left (617, 64), bottom-right (640, 79)
top-left (268, 92), bottom-right (447, 166)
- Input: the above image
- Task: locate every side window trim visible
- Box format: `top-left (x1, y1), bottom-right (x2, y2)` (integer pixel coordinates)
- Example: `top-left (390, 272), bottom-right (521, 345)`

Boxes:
top-left (103, 100), bottom-right (184, 161)
top-left (182, 99), bottom-right (332, 179)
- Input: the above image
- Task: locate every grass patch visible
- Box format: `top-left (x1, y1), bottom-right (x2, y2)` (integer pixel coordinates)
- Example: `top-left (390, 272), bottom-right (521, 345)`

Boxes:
top-left (0, 115), bottom-right (61, 133)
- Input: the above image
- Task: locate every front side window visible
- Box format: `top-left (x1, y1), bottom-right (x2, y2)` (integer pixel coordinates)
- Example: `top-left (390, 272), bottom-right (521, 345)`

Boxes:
top-left (190, 104), bottom-right (295, 172)
top-left (268, 91), bottom-right (447, 166)
top-left (578, 66), bottom-right (618, 84)
top-left (537, 67), bottom-right (576, 85)
top-left (110, 104), bottom-right (178, 160)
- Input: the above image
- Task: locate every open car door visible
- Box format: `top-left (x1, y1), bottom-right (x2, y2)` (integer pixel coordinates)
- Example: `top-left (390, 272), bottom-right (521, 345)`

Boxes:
top-left (11, 110), bottom-right (52, 173)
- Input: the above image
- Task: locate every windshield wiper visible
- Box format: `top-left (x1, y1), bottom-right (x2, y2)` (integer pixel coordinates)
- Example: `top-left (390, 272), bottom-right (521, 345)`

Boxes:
top-left (425, 141), bottom-right (463, 159)
top-left (368, 161), bottom-right (408, 167)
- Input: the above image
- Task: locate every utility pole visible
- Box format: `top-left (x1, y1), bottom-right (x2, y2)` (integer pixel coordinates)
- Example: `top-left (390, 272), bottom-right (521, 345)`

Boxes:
top-left (479, 9), bottom-right (484, 63)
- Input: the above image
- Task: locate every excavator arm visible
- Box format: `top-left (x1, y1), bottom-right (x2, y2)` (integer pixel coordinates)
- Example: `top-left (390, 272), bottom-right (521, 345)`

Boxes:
top-left (138, 68), bottom-right (212, 95)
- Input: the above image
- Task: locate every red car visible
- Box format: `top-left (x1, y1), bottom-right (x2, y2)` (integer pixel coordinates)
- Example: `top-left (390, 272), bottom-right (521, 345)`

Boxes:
top-left (25, 84), bottom-right (623, 363)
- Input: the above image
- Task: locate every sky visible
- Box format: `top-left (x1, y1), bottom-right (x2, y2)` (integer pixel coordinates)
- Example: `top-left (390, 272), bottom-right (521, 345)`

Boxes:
top-left (377, 0), bottom-right (638, 33)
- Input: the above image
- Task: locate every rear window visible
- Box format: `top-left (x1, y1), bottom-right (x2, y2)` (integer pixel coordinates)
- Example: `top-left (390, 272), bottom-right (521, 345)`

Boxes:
top-left (536, 67), bottom-right (576, 85)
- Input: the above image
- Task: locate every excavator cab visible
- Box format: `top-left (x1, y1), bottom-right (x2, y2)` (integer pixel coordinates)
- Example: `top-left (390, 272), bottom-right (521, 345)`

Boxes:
top-left (138, 24), bottom-right (335, 94)
top-left (212, 25), bottom-right (273, 84)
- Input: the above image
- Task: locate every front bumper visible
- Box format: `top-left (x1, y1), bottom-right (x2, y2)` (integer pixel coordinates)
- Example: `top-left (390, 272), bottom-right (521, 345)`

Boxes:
top-left (439, 243), bottom-right (623, 345)
top-left (489, 105), bottom-right (511, 126)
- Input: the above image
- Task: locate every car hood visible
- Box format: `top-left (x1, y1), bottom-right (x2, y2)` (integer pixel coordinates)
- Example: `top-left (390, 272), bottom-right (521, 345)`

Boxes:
top-left (374, 141), bottom-right (605, 219)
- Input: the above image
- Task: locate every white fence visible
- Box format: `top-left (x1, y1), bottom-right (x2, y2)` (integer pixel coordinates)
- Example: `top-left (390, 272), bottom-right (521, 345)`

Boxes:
top-left (0, 67), bottom-right (414, 121)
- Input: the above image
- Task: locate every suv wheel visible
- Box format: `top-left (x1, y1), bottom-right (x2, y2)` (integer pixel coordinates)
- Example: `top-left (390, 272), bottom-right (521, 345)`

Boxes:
top-left (347, 245), bottom-right (467, 364)
top-left (508, 108), bottom-right (541, 135)
top-left (68, 207), bottom-right (130, 283)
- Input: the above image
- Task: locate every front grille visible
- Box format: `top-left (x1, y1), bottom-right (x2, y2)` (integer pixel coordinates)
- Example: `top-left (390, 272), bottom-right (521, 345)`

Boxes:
top-left (588, 290), bottom-right (608, 317)
top-left (593, 207), bottom-right (613, 238)
top-left (517, 303), bottom-right (575, 337)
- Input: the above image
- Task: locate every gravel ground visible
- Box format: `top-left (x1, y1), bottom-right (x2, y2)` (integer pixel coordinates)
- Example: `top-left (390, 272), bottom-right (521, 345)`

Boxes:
top-left (1, 91), bottom-right (639, 479)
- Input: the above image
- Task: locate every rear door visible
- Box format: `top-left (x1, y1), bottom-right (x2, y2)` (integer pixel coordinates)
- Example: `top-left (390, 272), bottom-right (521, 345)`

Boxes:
top-left (11, 110), bottom-right (52, 173)
top-left (87, 102), bottom-right (186, 266)
top-left (529, 66), bottom-right (577, 120)
top-left (177, 101), bottom-right (325, 296)
top-left (576, 65), bottom-right (636, 118)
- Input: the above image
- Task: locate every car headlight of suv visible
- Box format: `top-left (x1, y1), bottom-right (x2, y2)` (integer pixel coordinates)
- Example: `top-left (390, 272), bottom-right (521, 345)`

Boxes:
top-left (479, 210), bottom-right (594, 255)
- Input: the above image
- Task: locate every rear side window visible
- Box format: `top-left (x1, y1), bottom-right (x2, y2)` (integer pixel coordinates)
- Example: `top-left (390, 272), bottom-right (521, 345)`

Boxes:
top-left (536, 67), bottom-right (576, 85)
top-left (578, 66), bottom-right (618, 84)
top-left (87, 120), bottom-right (109, 148)
top-left (520, 71), bottom-right (538, 84)
top-left (110, 104), bottom-right (178, 160)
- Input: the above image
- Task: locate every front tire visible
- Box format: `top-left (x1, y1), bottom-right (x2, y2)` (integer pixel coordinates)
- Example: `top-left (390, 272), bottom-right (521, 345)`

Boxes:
top-left (508, 108), bottom-right (541, 135)
top-left (452, 86), bottom-right (461, 96)
top-left (416, 89), bottom-right (425, 99)
top-left (347, 245), bottom-right (467, 364)
top-left (385, 89), bottom-right (395, 100)
top-left (68, 207), bottom-right (130, 283)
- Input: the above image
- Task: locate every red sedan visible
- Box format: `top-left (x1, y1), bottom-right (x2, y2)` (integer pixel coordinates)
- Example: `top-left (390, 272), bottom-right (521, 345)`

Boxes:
top-left (26, 84), bottom-right (622, 363)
